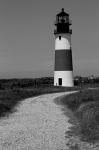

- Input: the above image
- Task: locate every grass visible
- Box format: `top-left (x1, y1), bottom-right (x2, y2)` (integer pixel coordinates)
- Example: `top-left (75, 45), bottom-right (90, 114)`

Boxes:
top-left (0, 85), bottom-right (78, 118)
top-left (1, 77), bottom-right (99, 143)
top-left (59, 89), bottom-right (99, 143)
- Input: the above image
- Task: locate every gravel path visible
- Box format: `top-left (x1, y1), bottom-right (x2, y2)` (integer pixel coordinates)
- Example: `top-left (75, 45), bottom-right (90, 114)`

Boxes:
top-left (0, 92), bottom-right (74, 150)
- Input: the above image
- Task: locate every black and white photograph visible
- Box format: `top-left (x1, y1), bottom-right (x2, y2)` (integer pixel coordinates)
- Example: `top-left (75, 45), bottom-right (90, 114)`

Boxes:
top-left (0, 0), bottom-right (98, 149)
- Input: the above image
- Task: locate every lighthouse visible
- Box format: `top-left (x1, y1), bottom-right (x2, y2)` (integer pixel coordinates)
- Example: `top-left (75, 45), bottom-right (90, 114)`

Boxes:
top-left (54, 8), bottom-right (74, 87)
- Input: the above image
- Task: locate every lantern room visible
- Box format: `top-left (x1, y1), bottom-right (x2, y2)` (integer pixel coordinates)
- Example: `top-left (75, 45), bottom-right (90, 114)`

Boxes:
top-left (54, 8), bottom-right (72, 34)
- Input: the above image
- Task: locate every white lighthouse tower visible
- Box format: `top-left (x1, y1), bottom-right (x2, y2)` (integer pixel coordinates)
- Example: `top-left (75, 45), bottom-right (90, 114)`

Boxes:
top-left (54, 8), bottom-right (74, 87)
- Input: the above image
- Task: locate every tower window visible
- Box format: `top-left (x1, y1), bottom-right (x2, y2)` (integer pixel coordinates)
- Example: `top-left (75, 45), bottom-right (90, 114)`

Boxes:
top-left (59, 36), bottom-right (61, 40)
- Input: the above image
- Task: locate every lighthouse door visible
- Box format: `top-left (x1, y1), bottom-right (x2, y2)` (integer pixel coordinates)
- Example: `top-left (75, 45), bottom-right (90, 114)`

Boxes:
top-left (58, 78), bottom-right (62, 86)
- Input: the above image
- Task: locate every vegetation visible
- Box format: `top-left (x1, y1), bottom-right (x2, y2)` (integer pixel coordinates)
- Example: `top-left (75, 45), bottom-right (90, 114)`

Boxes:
top-left (0, 77), bottom-right (54, 90)
top-left (1, 77), bottom-right (99, 143)
top-left (0, 77), bottom-right (78, 118)
top-left (74, 75), bottom-right (99, 87)
top-left (59, 89), bottom-right (99, 143)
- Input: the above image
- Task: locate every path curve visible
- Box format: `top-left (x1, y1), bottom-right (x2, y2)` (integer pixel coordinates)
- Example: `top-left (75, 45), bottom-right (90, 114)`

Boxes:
top-left (0, 91), bottom-right (74, 150)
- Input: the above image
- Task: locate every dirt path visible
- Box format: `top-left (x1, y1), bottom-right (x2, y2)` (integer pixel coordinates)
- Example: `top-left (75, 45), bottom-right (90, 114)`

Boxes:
top-left (0, 91), bottom-right (74, 150)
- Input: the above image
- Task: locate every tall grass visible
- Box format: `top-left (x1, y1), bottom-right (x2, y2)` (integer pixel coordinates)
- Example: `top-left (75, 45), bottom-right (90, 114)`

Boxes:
top-left (0, 85), bottom-right (77, 118)
top-left (60, 89), bottom-right (99, 142)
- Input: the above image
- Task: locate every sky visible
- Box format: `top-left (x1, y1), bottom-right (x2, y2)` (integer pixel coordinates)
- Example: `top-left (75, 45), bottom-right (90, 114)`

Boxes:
top-left (0, 0), bottom-right (98, 78)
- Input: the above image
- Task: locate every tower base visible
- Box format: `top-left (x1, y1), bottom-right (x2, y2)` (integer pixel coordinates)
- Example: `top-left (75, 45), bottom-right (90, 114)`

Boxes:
top-left (54, 71), bottom-right (74, 87)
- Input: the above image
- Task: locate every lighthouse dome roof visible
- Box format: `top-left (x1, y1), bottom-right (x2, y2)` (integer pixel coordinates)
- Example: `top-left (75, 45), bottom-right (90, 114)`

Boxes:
top-left (57, 8), bottom-right (69, 17)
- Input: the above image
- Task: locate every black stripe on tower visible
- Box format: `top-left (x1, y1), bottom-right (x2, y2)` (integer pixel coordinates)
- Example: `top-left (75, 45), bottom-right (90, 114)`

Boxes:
top-left (55, 49), bottom-right (73, 71)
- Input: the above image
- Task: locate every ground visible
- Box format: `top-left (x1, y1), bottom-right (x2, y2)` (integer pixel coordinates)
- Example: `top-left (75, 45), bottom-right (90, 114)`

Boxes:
top-left (0, 91), bottom-right (98, 150)
top-left (0, 92), bottom-right (74, 150)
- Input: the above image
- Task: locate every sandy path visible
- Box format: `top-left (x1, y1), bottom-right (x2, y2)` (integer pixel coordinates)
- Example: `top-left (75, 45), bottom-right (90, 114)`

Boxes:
top-left (0, 91), bottom-right (74, 150)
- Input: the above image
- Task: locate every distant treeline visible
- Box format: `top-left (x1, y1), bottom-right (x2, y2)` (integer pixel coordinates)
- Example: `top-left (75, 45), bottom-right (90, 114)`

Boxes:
top-left (74, 76), bottom-right (99, 85)
top-left (0, 76), bottom-right (99, 90)
top-left (0, 77), bottom-right (54, 90)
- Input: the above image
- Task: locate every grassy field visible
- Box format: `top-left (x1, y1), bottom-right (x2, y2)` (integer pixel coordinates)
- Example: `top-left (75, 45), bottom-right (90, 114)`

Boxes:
top-left (1, 77), bottom-right (99, 144)
top-left (0, 77), bottom-right (79, 118)
top-left (0, 85), bottom-right (78, 118)
top-left (58, 88), bottom-right (99, 143)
